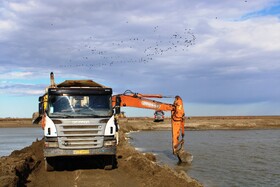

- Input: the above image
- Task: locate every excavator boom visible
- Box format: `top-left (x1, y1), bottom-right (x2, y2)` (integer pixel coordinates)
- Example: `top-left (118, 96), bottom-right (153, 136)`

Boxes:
top-left (112, 95), bottom-right (173, 111)
top-left (112, 90), bottom-right (192, 163)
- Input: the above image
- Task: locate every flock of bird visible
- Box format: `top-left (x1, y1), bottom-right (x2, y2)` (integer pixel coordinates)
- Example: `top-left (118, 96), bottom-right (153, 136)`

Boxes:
top-left (60, 26), bottom-right (196, 69)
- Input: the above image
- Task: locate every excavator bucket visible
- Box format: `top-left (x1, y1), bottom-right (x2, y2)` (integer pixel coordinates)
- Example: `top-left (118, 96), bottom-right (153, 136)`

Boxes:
top-left (173, 140), bottom-right (193, 164)
top-left (177, 148), bottom-right (193, 164)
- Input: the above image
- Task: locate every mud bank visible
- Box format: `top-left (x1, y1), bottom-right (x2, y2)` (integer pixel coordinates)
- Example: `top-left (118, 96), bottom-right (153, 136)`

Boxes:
top-left (185, 116), bottom-right (280, 130)
top-left (123, 116), bottom-right (280, 131)
top-left (0, 119), bottom-right (202, 187)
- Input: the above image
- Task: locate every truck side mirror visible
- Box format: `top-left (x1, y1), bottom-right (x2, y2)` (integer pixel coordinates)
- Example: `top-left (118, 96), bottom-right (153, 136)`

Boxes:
top-left (115, 96), bottom-right (121, 114)
top-left (39, 96), bottom-right (44, 115)
top-left (32, 112), bottom-right (41, 124)
top-left (32, 96), bottom-right (44, 124)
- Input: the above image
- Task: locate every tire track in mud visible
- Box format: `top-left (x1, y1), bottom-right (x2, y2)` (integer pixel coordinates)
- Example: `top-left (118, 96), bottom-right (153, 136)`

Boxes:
top-left (74, 170), bottom-right (82, 187)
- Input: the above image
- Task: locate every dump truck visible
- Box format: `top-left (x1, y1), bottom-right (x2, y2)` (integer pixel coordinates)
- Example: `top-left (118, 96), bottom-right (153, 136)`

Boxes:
top-left (34, 73), bottom-right (118, 171)
top-left (34, 73), bottom-right (191, 171)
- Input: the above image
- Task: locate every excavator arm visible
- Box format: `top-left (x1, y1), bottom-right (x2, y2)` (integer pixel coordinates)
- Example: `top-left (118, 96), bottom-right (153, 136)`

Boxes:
top-left (112, 90), bottom-right (192, 163)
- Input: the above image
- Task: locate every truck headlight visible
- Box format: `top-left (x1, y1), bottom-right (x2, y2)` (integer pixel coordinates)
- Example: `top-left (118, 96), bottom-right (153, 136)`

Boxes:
top-left (44, 141), bottom-right (59, 148)
top-left (104, 140), bottom-right (117, 147)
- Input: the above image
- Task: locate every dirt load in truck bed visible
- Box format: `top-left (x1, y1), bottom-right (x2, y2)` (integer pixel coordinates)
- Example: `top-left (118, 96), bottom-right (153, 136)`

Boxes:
top-left (0, 119), bottom-right (202, 187)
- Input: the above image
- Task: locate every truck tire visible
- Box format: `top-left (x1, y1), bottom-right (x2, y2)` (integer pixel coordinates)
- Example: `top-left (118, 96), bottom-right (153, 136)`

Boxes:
top-left (45, 158), bottom-right (54, 171)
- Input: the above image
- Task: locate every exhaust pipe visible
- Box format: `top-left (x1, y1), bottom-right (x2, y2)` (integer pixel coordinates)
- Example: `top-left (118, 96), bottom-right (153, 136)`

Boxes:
top-left (50, 72), bottom-right (56, 88)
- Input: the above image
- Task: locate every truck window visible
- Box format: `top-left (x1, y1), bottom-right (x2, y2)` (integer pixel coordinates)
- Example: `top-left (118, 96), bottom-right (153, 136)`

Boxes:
top-left (48, 95), bottom-right (112, 117)
top-left (51, 96), bottom-right (73, 112)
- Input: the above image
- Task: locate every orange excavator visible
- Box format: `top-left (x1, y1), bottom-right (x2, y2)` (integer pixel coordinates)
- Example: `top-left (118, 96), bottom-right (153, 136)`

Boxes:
top-left (112, 90), bottom-right (192, 163)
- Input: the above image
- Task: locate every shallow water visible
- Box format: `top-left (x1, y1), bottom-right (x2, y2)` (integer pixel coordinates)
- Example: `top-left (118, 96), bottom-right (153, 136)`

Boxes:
top-left (128, 130), bottom-right (280, 187)
top-left (0, 128), bottom-right (42, 157)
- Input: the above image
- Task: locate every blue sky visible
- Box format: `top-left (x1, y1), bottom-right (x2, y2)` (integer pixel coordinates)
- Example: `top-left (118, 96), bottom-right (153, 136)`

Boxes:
top-left (1, 0), bottom-right (280, 118)
top-left (241, 2), bottom-right (280, 19)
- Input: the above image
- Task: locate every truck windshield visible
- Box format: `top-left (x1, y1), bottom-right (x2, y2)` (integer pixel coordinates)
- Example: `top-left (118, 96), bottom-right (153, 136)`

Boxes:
top-left (48, 95), bottom-right (112, 117)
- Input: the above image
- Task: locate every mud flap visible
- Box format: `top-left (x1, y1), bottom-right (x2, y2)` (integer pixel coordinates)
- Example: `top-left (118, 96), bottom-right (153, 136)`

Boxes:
top-left (45, 157), bottom-right (55, 171)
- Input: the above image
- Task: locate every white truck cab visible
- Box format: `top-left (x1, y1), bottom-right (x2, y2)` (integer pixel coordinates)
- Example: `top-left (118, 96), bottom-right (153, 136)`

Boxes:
top-left (35, 74), bottom-right (118, 171)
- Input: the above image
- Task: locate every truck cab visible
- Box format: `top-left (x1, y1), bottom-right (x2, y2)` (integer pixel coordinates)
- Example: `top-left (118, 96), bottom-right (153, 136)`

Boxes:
top-left (36, 76), bottom-right (118, 171)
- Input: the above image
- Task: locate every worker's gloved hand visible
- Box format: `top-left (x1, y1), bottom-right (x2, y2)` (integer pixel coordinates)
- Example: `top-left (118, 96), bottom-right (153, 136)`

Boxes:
top-left (181, 133), bottom-right (184, 138)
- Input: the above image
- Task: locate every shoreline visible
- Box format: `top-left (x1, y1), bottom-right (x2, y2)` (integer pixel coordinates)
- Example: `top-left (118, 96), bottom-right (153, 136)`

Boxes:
top-left (117, 116), bottom-right (280, 131)
top-left (0, 118), bottom-right (37, 128)
top-left (1, 116), bottom-right (280, 130)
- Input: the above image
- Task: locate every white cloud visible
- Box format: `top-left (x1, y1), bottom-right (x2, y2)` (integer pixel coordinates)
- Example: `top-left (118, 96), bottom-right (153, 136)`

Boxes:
top-left (0, 20), bottom-right (15, 30)
top-left (221, 18), bottom-right (280, 51)
top-left (0, 71), bottom-right (34, 79)
top-left (2, 89), bottom-right (43, 96)
top-left (0, 82), bottom-right (44, 96)
top-left (0, 20), bottom-right (18, 40)
top-left (9, 1), bottom-right (37, 13)
top-left (128, 15), bottom-right (163, 24)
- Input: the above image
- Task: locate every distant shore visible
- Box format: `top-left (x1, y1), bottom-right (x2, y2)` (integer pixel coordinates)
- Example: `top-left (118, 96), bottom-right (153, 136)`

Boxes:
top-left (2, 116), bottom-right (279, 129)
top-left (119, 116), bottom-right (280, 131)
top-left (0, 118), bottom-right (37, 128)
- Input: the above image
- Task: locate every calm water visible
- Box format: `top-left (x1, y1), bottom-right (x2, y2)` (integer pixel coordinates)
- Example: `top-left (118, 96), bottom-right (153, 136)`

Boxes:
top-left (128, 130), bottom-right (280, 187)
top-left (0, 128), bottom-right (43, 157)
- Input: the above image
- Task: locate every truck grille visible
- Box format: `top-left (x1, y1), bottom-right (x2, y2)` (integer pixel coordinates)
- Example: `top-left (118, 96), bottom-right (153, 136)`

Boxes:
top-left (55, 121), bottom-right (105, 149)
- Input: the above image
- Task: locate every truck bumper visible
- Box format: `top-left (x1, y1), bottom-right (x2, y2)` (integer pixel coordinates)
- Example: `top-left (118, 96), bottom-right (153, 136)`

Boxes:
top-left (44, 146), bottom-right (116, 157)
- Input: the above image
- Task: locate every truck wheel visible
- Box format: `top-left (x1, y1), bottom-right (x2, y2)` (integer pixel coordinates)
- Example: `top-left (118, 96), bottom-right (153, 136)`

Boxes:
top-left (45, 158), bottom-right (54, 171)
